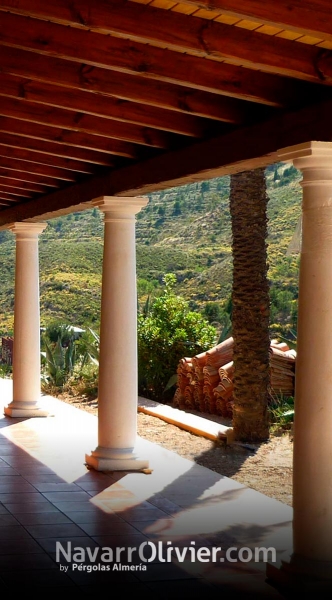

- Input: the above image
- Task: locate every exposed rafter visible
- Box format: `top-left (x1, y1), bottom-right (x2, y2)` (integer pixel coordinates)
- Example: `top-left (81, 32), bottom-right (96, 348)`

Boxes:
top-left (0, 0), bottom-right (331, 223)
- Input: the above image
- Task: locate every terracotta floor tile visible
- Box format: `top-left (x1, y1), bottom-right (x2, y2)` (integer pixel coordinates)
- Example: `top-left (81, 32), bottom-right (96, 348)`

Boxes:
top-left (0, 505), bottom-right (10, 514)
top-left (0, 525), bottom-right (37, 539)
top-left (59, 511), bottom-right (123, 524)
top-left (21, 474), bottom-right (68, 484)
top-left (75, 480), bottom-right (114, 492)
top-left (0, 466), bottom-right (20, 474)
top-left (14, 512), bottom-right (73, 525)
top-left (0, 481), bottom-right (38, 493)
top-left (4, 502), bottom-right (60, 514)
top-left (0, 513), bottom-right (20, 526)
top-left (0, 553), bottom-right (57, 571)
top-left (42, 491), bottom-right (92, 502)
top-left (0, 384), bottom-right (292, 597)
top-left (0, 492), bottom-right (50, 503)
top-left (120, 507), bottom-right (170, 522)
top-left (0, 538), bottom-right (45, 554)
top-left (32, 482), bottom-right (83, 492)
top-left (77, 521), bottom-right (141, 536)
top-left (24, 523), bottom-right (87, 539)
top-left (13, 466), bottom-right (58, 475)
top-left (50, 501), bottom-right (102, 513)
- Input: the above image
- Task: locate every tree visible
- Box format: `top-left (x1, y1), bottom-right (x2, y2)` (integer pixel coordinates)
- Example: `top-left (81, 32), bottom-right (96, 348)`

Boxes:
top-left (230, 168), bottom-right (270, 442)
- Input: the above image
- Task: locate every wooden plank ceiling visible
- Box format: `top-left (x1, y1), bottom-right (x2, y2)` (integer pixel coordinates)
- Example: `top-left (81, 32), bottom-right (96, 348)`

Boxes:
top-left (0, 0), bottom-right (332, 225)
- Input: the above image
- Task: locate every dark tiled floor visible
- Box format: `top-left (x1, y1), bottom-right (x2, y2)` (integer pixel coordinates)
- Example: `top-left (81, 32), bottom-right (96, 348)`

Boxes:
top-left (0, 378), bottom-right (295, 597)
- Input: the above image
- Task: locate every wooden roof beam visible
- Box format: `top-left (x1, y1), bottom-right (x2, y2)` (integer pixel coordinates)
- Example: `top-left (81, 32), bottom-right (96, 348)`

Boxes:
top-left (0, 133), bottom-right (115, 171)
top-left (0, 0), bottom-right (331, 47)
top-left (0, 45), bottom-right (313, 111)
top-left (0, 187), bottom-right (35, 198)
top-left (0, 72), bottom-right (223, 136)
top-left (0, 12), bottom-right (326, 102)
top-left (0, 177), bottom-right (50, 194)
top-left (0, 4), bottom-right (331, 86)
top-left (1, 94), bottom-right (332, 227)
top-left (177, 0), bottom-right (332, 43)
top-left (0, 169), bottom-right (63, 188)
top-left (0, 143), bottom-right (100, 174)
top-left (0, 115), bottom-right (147, 159)
top-left (0, 156), bottom-right (79, 181)
top-left (0, 95), bottom-right (181, 150)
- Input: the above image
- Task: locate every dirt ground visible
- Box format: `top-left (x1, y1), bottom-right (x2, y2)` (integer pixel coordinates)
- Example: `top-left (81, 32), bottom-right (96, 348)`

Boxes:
top-left (57, 393), bottom-right (293, 507)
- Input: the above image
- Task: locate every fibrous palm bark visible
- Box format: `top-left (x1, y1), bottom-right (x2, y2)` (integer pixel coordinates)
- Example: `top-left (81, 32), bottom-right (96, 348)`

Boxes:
top-left (230, 168), bottom-right (270, 442)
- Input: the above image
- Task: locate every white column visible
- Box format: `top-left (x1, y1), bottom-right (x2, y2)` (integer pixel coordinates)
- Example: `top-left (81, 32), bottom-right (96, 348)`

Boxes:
top-left (271, 142), bottom-right (332, 582)
top-left (85, 196), bottom-right (149, 471)
top-left (4, 222), bottom-right (47, 417)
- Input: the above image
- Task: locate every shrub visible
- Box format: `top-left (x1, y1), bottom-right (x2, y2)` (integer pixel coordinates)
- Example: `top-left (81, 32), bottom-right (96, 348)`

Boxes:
top-left (137, 273), bottom-right (217, 402)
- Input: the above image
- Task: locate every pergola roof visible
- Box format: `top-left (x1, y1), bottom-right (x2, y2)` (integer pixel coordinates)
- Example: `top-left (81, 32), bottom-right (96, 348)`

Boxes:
top-left (0, 0), bottom-right (332, 226)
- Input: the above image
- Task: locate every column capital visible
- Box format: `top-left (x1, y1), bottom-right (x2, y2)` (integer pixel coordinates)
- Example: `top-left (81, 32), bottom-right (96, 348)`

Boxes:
top-left (8, 222), bottom-right (47, 239)
top-left (92, 196), bottom-right (149, 217)
top-left (278, 141), bottom-right (332, 170)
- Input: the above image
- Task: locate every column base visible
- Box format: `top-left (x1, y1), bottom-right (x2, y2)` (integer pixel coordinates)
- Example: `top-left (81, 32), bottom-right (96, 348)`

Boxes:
top-left (267, 550), bottom-right (332, 595)
top-left (85, 445), bottom-right (149, 472)
top-left (4, 400), bottom-right (52, 418)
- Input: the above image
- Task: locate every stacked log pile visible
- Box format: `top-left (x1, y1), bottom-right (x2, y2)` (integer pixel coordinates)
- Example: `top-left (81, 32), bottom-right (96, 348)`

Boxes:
top-left (173, 337), bottom-right (296, 418)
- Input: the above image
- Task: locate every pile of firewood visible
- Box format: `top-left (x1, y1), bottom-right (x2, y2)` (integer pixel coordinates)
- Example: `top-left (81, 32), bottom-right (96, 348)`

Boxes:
top-left (173, 337), bottom-right (296, 418)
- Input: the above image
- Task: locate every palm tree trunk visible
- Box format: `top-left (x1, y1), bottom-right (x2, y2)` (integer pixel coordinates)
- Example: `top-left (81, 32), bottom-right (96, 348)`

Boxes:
top-left (230, 168), bottom-right (270, 442)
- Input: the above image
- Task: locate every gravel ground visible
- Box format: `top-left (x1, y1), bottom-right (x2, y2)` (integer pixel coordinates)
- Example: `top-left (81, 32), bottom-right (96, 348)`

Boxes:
top-left (57, 393), bottom-right (293, 507)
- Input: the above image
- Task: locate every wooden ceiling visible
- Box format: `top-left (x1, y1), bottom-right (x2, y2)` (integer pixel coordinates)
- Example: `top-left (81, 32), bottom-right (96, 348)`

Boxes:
top-left (0, 0), bottom-right (332, 225)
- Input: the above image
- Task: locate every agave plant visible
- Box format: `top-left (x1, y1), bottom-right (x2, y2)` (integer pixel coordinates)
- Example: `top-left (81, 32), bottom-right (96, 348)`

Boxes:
top-left (79, 328), bottom-right (100, 367)
top-left (41, 335), bottom-right (76, 388)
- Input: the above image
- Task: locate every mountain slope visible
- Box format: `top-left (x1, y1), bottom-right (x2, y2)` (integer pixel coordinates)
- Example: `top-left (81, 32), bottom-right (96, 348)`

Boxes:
top-left (0, 164), bottom-right (301, 337)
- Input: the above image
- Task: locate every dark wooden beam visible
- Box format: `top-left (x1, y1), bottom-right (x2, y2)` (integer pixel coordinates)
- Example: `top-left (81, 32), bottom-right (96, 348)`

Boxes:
top-left (0, 142), bottom-right (100, 175)
top-left (3, 0), bottom-right (330, 42)
top-left (0, 191), bottom-right (29, 202)
top-left (0, 132), bottom-right (114, 168)
top-left (176, 0), bottom-right (332, 42)
top-left (0, 45), bottom-right (314, 111)
top-left (1, 95), bottom-right (332, 226)
top-left (0, 187), bottom-right (34, 198)
top-left (0, 176), bottom-right (49, 193)
top-left (0, 156), bottom-right (78, 181)
top-left (0, 115), bottom-right (144, 158)
top-left (0, 95), bottom-right (179, 149)
top-left (0, 169), bottom-right (61, 187)
top-left (0, 4), bottom-right (330, 87)
top-left (0, 72), bottom-right (222, 135)
top-left (0, 15), bottom-right (323, 107)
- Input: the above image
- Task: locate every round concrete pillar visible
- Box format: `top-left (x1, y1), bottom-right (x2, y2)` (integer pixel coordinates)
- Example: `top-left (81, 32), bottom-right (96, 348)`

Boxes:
top-left (267, 143), bottom-right (332, 585)
top-left (85, 196), bottom-right (149, 471)
top-left (4, 222), bottom-right (47, 417)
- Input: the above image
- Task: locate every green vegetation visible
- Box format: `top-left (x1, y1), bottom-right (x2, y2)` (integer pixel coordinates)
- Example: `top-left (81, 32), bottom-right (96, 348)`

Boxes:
top-left (41, 323), bottom-right (99, 399)
top-left (268, 394), bottom-right (295, 432)
top-left (0, 163), bottom-right (302, 410)
top-left (0, 162), bottom-right (301, 345)
top-left (137, 274), bottom-right (217, 401)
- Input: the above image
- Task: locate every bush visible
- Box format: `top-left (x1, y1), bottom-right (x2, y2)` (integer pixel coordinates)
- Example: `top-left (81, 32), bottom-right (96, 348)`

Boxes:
top-left (64, 363), bottom-right (99, 400)
top-left (268, 393), bottom-right (294, 432)
top-left (137, 274), bottom-right (217, 402)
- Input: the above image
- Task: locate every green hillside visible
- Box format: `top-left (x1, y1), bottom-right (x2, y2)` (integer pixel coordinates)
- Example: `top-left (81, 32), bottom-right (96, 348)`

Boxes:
top-left (0, 163), bottom-right (302, 340)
